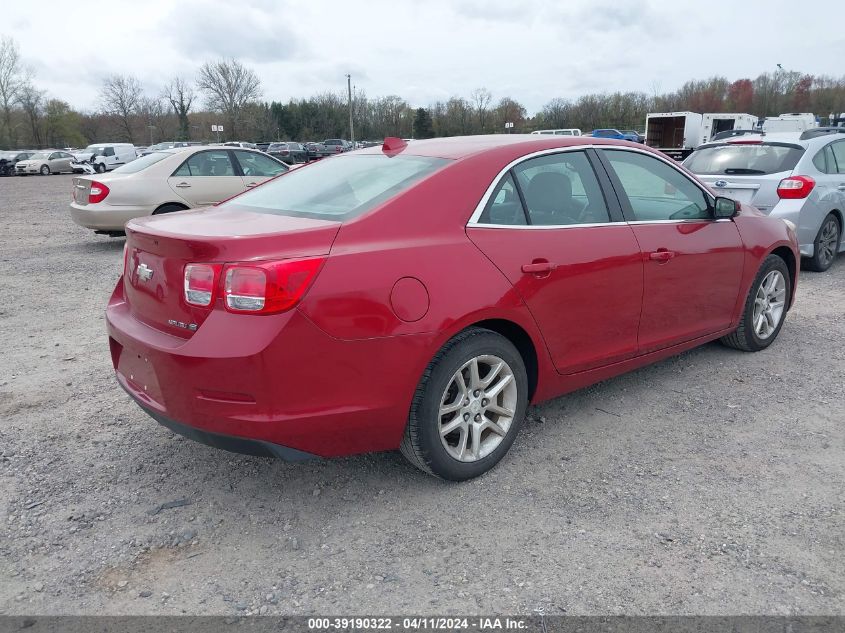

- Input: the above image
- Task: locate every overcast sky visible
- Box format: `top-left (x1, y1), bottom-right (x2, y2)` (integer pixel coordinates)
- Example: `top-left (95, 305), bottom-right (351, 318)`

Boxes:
top-left (6, 0), bottom-right (845, 114)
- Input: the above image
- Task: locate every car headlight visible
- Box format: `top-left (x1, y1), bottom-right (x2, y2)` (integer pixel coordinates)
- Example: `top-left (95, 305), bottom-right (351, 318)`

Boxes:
top-left (783, 219), bottom-right (797, 232)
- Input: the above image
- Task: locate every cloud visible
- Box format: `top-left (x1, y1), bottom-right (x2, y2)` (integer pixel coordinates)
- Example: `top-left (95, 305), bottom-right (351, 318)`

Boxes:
top-left (163, 0), bottom-right (306, 63)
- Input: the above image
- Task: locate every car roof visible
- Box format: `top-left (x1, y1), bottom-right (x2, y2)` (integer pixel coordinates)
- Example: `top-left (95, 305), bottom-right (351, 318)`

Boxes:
top-left (354, 134), bottom-right (640, 160)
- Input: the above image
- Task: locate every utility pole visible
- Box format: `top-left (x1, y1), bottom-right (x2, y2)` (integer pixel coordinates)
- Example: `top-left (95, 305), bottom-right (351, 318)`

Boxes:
top-left (346, 74), bottom-right (354, 146)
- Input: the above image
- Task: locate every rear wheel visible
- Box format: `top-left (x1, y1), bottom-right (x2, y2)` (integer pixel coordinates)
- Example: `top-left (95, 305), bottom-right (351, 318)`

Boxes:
top-left (804, 213), bottom-right (840, 272)
top-left (40, 165), bottom-right (50, 176)
top-left (400, 328), bottom-right (528, 481)
top-left (721, 255), bottom-right (791, 352)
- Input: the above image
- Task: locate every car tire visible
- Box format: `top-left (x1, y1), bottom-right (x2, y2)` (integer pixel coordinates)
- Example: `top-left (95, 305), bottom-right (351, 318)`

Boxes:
top-left (400, 327), bottom-right (528, 481)
top-left (40, 165), bottom-right (50, 176)
top-left (95, 163), bottom-right (106, 174)
top-left (804, 213), bottom-right (840, 272)
top-left (721, 254), bottom-right (791, 352)
top-left (152, 203), bottom-right (189, 215)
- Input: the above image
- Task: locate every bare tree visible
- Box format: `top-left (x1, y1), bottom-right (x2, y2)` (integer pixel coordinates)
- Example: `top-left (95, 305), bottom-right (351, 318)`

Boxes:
top-left (0, 36), bottom-right (29, 148)
top-left (164, 77), bottom-right (194, 140)
top-left (17, 82), bottom-right (45, 147)
top-left (470, 87), bottom-right (492, 133)
top-left (197, 59), bottom-right (261, 138)
top-left (99, 74), bottom-right (143, 142)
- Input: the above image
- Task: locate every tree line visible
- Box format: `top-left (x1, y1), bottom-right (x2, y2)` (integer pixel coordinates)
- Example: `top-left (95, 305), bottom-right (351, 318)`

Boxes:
top-left (1, 34), bottom-right (844, 150)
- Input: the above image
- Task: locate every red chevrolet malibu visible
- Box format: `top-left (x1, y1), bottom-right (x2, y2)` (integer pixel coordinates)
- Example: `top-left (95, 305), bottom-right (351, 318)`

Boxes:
top-left (106, 135), bottom-right (799, 480)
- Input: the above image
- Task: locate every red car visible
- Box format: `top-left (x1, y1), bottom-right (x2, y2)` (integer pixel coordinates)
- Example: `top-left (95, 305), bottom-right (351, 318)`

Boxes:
top-left (106, 136), bottom-right (799, 481)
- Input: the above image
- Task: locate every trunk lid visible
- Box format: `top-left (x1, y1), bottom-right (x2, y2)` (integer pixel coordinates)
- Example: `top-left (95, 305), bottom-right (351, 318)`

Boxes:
top-left (123, 207), bottom-right (340, 338)
top-left (698, 173), bottom-right (787, 213)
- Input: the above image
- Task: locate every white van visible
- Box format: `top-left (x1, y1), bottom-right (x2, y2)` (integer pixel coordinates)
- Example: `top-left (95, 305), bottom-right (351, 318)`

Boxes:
top-left (72, 143), bottom-right (137, 173)
top-left (530, 129), bottom-right (582, 136)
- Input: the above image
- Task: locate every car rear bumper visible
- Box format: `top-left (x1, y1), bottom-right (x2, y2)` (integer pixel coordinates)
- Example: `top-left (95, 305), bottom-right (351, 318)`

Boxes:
top-left (132, 399), bottom-right (317, 461)
top-left (70, 203), bottom-right (153, 231)
top-left (106, 278), bottom-right (430, 458)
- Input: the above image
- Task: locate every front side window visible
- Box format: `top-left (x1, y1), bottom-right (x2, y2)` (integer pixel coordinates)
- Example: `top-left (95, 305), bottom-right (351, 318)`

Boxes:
top-left (233, 150), bottom-right (287, 177)
top-left (513, 151), bottom-right (610, 225)
top-left (173, 150), bottom-right (235, 177)
top-left (604, 150), bottom-right (711, 221)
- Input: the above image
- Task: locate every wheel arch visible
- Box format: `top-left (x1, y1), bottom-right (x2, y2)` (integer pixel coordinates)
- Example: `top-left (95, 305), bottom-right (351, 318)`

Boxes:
top-left (463, 318), bottom-right (539, 401)
top-left (152, 201), bottom-right (190, 214)
top-left (769, 245), bottom-right (797, 307)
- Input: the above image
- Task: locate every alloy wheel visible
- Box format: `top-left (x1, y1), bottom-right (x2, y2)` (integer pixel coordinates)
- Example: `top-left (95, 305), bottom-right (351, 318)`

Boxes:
top-left (438, 355), bottom-right (517, 462)
top-left (818, 217), bottom-right (840, 269)
top-left (752, 270), bottom-right (787, 339)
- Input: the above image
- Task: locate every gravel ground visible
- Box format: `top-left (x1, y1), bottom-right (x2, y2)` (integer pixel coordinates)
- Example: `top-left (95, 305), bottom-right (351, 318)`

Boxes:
top-left (0, 174), bottom-right (843, 616)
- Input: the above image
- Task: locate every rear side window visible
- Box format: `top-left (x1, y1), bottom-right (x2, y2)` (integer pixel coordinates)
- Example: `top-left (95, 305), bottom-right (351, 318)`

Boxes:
top-left (479, 173), bottom-right (526, 225)
top-left (514, 151), bottom-right (610, 225)
top-left (830, 141), bottom-right (845, 174)
top-left (223, 154), bottom-right (448, 220)
top-left (173, 150), bottom-right (235, 177)
top-left (684, 143), bottom-right (804, 175)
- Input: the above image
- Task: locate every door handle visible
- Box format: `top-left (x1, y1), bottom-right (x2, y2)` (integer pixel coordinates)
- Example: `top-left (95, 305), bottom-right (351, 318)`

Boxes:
top-left (175, 182), bottom-right (191, 188)
top-left (837, 184), bottom-right (845, 191)
top-left (521, 261), bottom-right (555, 274)
top-left (245, 182), bottom-right (258, 188)
top-left (649, 250), bottom-right (676, 262)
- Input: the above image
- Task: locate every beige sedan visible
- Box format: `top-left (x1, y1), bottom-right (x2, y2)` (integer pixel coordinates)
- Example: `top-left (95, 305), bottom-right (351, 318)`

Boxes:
top-left (69, 146), bottom-right (289, 233)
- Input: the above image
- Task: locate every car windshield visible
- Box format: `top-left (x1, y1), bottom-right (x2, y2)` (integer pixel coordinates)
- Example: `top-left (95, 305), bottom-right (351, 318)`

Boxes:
top-left (684, 143), bottom-right (805, 175)
top-left (111, 151), bottom-right (171, 174)
top-left (224, 154), bottom-right (449, 220)
top-left (30, 152), bottom-right (50, 159)
top-left (85, 146), bottom-right (108, 154)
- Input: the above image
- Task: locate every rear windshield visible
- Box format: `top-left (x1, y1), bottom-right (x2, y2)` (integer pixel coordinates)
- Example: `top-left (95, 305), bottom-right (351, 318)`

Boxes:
top-left (112, 152), bottom-right (170, 174)
top-left (685, 143), bottom-right (804, 175)
top-left (224, 154), bottom-right (449, 220)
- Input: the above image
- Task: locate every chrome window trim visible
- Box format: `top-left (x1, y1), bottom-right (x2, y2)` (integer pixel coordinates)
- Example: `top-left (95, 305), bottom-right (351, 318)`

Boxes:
top-left (467, 144), bottom-right (718, 229)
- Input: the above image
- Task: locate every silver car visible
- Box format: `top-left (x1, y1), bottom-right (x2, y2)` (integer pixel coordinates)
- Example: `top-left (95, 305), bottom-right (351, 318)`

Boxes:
top-left (684, 129), bottom-right (845, 271)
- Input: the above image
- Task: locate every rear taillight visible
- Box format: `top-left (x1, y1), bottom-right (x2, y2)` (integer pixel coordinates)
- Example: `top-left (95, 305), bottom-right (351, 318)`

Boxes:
top-left (89, 181), bottom-right (110, 204)
top-left (223, 257), bottom-right (325, 314)
top-left (184, 264), bottom-right (221, 307)
top-left (777, 175), bottom-right (815, 199)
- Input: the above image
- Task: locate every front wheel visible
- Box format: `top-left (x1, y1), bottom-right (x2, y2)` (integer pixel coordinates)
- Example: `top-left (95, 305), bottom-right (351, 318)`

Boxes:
top-left (721, 255), bottom-right (791, 352)
top-left (95, 162), bottom-right (106, 174)
top-left (40, 165), bottom-right (50, 175)
top-left (400, 328), bottom-right (528, 481)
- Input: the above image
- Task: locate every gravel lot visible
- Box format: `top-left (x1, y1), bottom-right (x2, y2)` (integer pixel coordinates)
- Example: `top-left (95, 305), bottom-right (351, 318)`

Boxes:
top-left (0, 174), bottom-right (842, 616)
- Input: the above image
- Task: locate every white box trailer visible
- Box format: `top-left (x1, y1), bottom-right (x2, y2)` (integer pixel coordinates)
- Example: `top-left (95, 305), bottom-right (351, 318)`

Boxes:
top-left (700, 113), bottom-right (758, 144)
top-left (761, 113), bottom-right (818, 134)
top-left (645, 112), bottom-right (702, 160)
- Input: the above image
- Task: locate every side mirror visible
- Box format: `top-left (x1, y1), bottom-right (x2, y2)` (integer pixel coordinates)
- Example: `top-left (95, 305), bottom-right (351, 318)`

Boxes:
top-left (714, 196), bottom-right (739, 218)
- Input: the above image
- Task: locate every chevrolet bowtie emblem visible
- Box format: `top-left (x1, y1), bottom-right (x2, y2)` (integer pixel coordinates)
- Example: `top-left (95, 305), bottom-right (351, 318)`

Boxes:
top-left (136, 263), bottom-right (154, 282)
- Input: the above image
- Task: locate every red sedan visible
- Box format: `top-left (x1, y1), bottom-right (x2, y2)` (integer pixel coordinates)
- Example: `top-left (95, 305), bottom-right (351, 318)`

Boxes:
top-left (106, 135), bottom-right (799, 481)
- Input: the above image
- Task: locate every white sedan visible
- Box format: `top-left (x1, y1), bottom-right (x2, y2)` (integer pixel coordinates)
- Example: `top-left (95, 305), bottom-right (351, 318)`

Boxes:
top-left (69, 146), bottom-right (289, 234)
